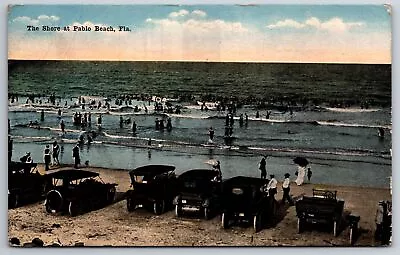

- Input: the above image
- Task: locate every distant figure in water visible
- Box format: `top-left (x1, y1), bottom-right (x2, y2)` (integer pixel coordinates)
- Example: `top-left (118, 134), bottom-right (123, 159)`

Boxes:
top-left (208, 127), bottom-right (215, 142)
top-left (378, 128), bottom-right (385, 138)
top-left (245, 113), bottom-right (249, 125)
top-left (239, 114), bottom-right (244, 127)
top-left (259, 156), bottom-right (267, 179)
top-left (256, 111), bottom-right (260, 118)
top-left (266, 110), bottom-right (271, 119)
top-left (40, 109), bottom-right (45, 121)
top-left (119, 116), bottom-right (124, 128)
top-left (60, 120), bottom-right (65, 134)
top-left (132, 121), bottom-right (137, 133)
top-left (166, 117), bottom-right (172, 131)
top-left (57, 109), bottom-right (62, 117)
top-left (155, 118), bottom-right (160, 130)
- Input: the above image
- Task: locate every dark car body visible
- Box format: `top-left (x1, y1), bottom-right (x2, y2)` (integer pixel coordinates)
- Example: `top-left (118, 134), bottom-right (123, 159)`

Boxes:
top-left (295, 189), bottom-right (345, 236)
top-left (8, 162), bottom-right (51, 208)
top-left (220, 176), bottom-right (277, 232)
top-left (44, 169), bottom-right (117, 216)
top-left (126, 165), bottom-right (177, 215)
top-left (173, 169), bottom-right (222, 219)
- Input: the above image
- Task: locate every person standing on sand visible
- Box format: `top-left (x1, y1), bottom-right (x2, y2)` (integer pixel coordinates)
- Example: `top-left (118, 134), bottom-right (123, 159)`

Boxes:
top-left (282, 173), bottom-right (294, 205)
top-left (259, 156), bottom-right (267, 179)
top-left (52, 141), bottom-right (60, 166)
top-left (72, 144), bottom-right (81, 169)
top-left (43, 145), bottom-right (51, 171)
top-left (295, 166), bottom-right (306, 186)
top-left (265, 174), bottom-right (277, 198)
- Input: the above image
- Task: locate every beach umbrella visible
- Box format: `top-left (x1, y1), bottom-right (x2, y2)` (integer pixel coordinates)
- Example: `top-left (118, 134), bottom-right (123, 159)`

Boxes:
top-left (204, 159), bottom-right (218, 166)
top-left (293, 157), bottom-right (309, 167)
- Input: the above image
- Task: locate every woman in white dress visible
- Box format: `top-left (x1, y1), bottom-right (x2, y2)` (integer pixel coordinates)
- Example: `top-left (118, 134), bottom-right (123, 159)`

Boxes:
top-left (295, 166), bottom-right (306, 186)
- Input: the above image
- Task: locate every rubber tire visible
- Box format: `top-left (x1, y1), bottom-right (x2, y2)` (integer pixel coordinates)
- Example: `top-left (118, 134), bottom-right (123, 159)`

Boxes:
top-left (8, 193), bottom-right (19, 209)
top-left (127, 197), bottom-right (136, 212)
top-left (45, 190), bottom-right (63, 213)
top-left (175, 204), bottom-right (182, 217)
top-left (204, 207), bottom-right (211, 220)
top-left (68, 201), bottom-right (80, 216)
top-left (221, 213), bottom-right (229, 229)
top-left (298, 218), bottom-right (305, 233)
top-left (153, 200), bottom-right (165, 215)
top-left (254, 214), bottom-right (262, 233)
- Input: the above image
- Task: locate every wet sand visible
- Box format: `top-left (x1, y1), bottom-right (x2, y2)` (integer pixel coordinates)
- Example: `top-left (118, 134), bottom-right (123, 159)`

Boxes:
top-left (8, 164), bottom-right (391, 247)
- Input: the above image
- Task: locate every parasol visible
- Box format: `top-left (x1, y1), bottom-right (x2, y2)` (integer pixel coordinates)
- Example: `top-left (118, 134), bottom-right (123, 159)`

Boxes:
top-left (293, 157), bottom-right (309, 167)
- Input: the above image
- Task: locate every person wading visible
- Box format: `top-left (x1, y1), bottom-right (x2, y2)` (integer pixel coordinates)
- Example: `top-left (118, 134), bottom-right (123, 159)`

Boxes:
top-left (43, 145), bottom-right (51, 171)
top-left (259, 156), bottom-right (267, 179)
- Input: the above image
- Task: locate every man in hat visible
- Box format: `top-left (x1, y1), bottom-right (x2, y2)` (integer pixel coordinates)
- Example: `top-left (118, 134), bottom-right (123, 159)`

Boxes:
top-left (266, 174), bottom-right (277, 198)
top-left (282, 173), bottom-right (294, 205)
top-left (20, 152), bottom-right (31, 163)
top-left (52, 141), bottom-right (60, 166)
top-left (72, 143), bottom-right (81, 169)
top-left (43, 145), bottom-right (51, 171)
top-left (213, 160), bottom-right (222, 182)
top-left (259, 156), bottom-right (267, 179)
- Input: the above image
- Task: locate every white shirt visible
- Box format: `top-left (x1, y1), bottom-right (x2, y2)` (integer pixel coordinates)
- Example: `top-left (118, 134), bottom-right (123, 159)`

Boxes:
top-left (282, 178), bottom-right (290, 188)
top-left (267, 178), bottom-right (277, 189)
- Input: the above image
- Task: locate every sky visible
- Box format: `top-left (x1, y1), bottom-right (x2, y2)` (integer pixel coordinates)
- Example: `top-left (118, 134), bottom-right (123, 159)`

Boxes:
top-left (7, 4), bottom-right (392, 63)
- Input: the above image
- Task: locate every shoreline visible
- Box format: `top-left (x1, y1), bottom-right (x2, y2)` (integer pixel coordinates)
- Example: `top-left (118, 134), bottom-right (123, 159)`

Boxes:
top-left (8, 165), bottom-right (392, 247)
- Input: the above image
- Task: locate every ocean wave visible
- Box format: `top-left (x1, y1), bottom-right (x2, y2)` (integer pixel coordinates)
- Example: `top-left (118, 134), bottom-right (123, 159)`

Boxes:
top-left (324, 107), bottom-right (381, 113)
top-left (316, 121), bottom-right (391, 130)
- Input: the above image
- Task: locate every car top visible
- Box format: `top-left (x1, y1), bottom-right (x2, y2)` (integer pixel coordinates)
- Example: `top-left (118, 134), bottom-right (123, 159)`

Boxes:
top-left (223, 176), bottom-right (267, 188)
top-left (46, 169), bottom-right (99, 180)
top-left (178, 169), bottom-right (219, 180)
top-left (129, 165), bottom-right (175, 177)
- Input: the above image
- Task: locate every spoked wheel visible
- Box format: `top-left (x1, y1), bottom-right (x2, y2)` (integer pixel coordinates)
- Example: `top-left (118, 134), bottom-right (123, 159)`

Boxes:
top-left (204, 207), bottom-right (211, 220)
top-left (298, 218), bottom-right (305, 233)
top-left (221, 213), bottom-right (229, 229)
top-left (153, 200), bottom-right (165, 215)
top-left (126, 197), bottom-right (136, 212)
top-left (253, 214), bottom-right (262, 233)
top-left (68, 201), bottom-right (81, 216)
top-left (175, 204), bottom-right (183, 217)
top-left (8, 193), bottom-right (19, 209)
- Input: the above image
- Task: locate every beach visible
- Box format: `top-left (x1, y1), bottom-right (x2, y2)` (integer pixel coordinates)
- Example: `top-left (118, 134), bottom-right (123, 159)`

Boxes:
top-left (8, 164), bottom-right (391, 247)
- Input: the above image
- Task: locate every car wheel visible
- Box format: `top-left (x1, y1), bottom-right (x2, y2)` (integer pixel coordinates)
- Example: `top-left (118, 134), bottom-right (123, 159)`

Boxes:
top-left (45, 190), bottom-right (63, 213)
top-left (8, 193), bottom-right (19, 209)
top-left (204, 207), bottom-right (211, 220)
top-left (153, 200), bottom-right (165, 215)
top-left (175, 204), bottom-right (182, 217)
top-left (221, 213), bottom-right (229, 229)
top-left (297, 218), bottom-right (305, 233)
top-left (127, 197), bottom-right (136, 212)
top-left (254, 214), bottom-right (262, 233)
top-left (68, 201), bottom-right (81, 216)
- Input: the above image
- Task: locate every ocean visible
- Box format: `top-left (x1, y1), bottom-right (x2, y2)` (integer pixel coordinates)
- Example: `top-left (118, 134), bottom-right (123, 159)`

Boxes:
top-left (8, 60), bottom-right (392, 188)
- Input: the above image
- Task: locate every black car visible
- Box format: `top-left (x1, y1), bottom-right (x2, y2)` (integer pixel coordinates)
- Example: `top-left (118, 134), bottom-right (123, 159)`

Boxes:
top-left (126, 165), bottom-right (177, 215)
top-left (8, 162), bottom-right (51, 208)
top-left (44, 169), bottom-right (117, 216)
top-left (295, 189), bottom-right (345, 236)
top-left (220, 176), bottom-right (277, 232)
top-left (173, 169), bottom-right (222, 219)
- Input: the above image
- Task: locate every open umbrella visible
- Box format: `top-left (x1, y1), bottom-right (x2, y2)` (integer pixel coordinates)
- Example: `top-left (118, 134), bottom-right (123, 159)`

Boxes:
top-left (293, 157), bottom-right (309, 167)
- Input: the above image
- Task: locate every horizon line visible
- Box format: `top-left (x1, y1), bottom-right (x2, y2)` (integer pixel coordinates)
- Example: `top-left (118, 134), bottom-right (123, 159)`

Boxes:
top-left (8, 58), bottom-right (391, 65)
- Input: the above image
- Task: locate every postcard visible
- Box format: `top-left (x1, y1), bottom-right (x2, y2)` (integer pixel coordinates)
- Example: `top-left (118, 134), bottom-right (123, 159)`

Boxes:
top-left (7, 4), bottom-right (392, 247)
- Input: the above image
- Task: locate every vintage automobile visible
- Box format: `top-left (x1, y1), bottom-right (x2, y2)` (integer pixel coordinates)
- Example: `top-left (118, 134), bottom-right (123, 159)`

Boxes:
top-left (8, 161), bottom-right (51, 208)
top-left (220, 176), bottom-right (277, 232)
top-left (374, 200), bottom-right (392, 245)
top-left (44, 169), bottom-right (117, 216)
top-left (126, 165), bottom-right (177, 215)
top-left (295, 189), bottom-right (345, 236)
top-left (173, 169), bottom-right (222, 219)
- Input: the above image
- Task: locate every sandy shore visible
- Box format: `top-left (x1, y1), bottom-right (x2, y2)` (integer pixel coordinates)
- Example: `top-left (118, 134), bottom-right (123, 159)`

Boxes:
top-left (8, 164), bottom-right (391, 247)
